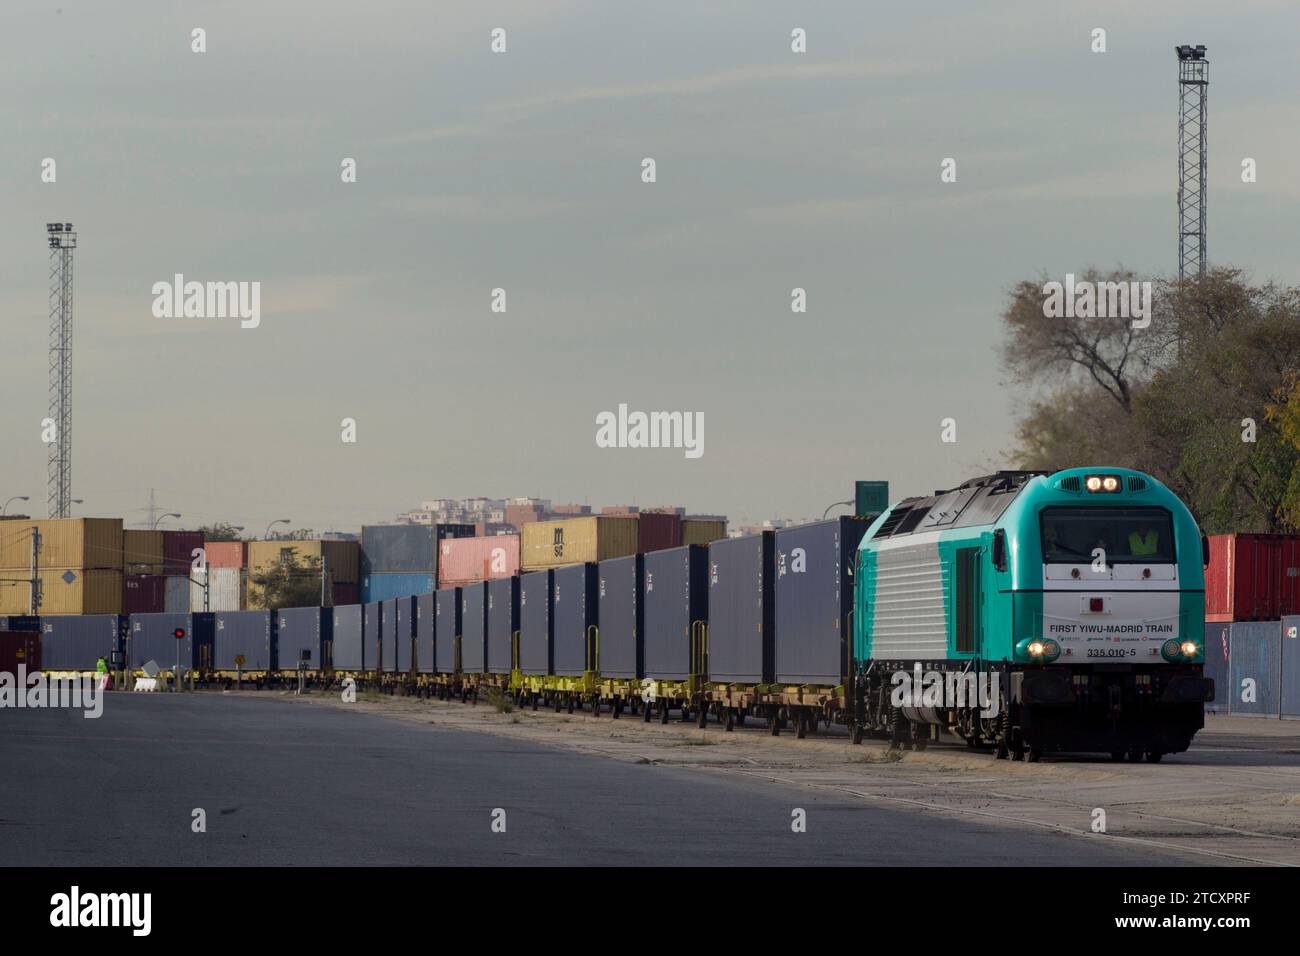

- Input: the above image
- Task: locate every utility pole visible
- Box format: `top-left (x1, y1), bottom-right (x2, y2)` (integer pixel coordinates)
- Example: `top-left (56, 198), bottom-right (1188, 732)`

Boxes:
top-left (1176, 45), bottom-right (1208, 280)
top-left (29, 528), bottom-right (41, 615)
top-left (46, 224), bottom-right (75, 518)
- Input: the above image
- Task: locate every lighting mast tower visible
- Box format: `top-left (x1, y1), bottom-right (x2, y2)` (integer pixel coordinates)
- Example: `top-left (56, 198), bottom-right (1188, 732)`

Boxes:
top-left (1176, 45), bottom-right (1208, 280)
top-left (46, 222), bottom-right (76, 518)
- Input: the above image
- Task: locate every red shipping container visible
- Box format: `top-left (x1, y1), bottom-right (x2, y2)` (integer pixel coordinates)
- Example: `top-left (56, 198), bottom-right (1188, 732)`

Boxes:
top-left (122, 574), bottom-right (165, 614)
top-left (0, 630), bottom-right (41, 674)
top-left (331, 582), bottom-right (359, 607)
top-left (438, 535), bottom-right (520, 585)
top-left (162, 531), bottom-right (205, 575)
top-left (637, 512), bottom-right (682, 553)
top-left (1205, 533), bottom-right (1300, 622)
top-left (204, 541), bottom-right (246, 569)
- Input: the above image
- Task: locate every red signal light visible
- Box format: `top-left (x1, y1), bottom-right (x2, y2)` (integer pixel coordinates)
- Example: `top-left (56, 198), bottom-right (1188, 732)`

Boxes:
top-left (173, 628), bottom-right (186, 639)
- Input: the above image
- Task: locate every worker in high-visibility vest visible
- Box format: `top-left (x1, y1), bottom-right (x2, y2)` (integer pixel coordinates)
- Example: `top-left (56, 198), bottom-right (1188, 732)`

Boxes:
top-left (95, 657), bottom-right (110, 691)
top-left (1129, 526), bottom-right (1159, 556)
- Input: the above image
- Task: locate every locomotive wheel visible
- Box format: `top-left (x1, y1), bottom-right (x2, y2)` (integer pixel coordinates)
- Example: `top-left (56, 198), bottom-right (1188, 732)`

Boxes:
top-left (995, 739), bottom-right (1009, 759)
top-left (1145, 751), bottom-right (1164, 763)
top-left (796, 711), bottom-right (808, 739)
top-left (613, 698), bottom-right (623, 719)
top-left (567, 696), bottom-right (575, 714)
top-left (531, 693), bottom-right (539, 711)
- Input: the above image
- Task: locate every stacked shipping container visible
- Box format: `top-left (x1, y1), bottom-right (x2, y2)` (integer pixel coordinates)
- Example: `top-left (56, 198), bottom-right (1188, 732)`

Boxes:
top-left (438, 535), bottom-right (520, 587)
top-left (0, 518), bottom-right (124, 615)
top-left (520, 517), bottom-right (638, 570)
top-left (1205, 534), bottom-right (1300, 622)
top-left (360, 524), bottom-right (474, 602)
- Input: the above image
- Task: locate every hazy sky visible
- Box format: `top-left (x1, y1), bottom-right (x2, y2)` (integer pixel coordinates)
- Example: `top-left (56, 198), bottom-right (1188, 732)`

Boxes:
top-left (2, 1), bottom-right (1297, 532)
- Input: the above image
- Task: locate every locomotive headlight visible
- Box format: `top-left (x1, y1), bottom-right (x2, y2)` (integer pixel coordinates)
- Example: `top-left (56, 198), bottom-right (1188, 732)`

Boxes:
top-left (1102, 476), bottom-right (1120, 492)
top-left (1017, 638), bottom-right (1061, 663)
top-left (1085, 476), bottom-right (1102, 492)
top-left (1180, 640), bottom-right (1199, 658)
top-left (1084, 474), bottom-right (1122, 493)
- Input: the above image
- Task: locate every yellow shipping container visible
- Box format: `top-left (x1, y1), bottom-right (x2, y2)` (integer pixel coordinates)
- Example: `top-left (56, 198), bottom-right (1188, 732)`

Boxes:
top-left (246, 540), bottom-right (359, 584)
top-left (0, 569), bottom-right (122, 615)
top-left (520, 517), bottom-right (638, 570)
top-left (122, 529), bottom-right (165, 574)
top-left (682, 519), bottom-right (727, 546)
top-left (0, 518), bottom-right (123, 571)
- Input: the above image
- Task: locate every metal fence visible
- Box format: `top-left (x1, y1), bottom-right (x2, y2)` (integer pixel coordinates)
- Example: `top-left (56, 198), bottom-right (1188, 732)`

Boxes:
top-left (1204, 619), bottom-right (1300, 719)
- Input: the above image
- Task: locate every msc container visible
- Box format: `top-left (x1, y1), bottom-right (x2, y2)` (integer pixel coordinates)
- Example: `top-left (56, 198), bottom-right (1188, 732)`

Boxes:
top-left (213, 610), bottom-right (274, 671)
top-left (39, 614), bottom-right (122, 671)
top-left (204, 541), bottom-right (246, 569)
top-left (637, 513), bottom-right (683, 554)
top-left (331, 604), bottom-right (365, 671)
top-left (360, 572), bottom-right (435, 604)
top-left (708, 532), bottom-right (775, 685)
top-left (460, 582), bottom-right (487, 673)
top-left (773, 517), bottom-right (870, 686)
top-left (360, 523), bottom-right (475, 575)
top-left (486, 577), bottom-right (519, 674)
top-left (553, 563), bottom-right (598, 677)
top-left (681, 518), bottom-right (727, 546)
top-left (122, 574), bottom-right (165, 615)
top-left (122, 530), bottom-right (165, 574)
top-left (642, 546), bottom-right (708, 681)
top-left (128, 612), bottom-right (213, 672)
top-left (438, 535), bottom-right (521, 586)
top-left (162, 530), bottom-right (205, 575)
top-left (189, 567), bottom-right (245, 612)
top-left (163, 575), bottom-right (189, 612)
top-left (435, 587), bottom-right (461, 673)
top-left (597, 555), bottom-right (643, 679)
top-left (277, 606), bottom-right (330, 670)
top-left (0, 631), bottom-right (41, 674)
top-left (1, 569), bottom-right (123, 616)
top-left (247, 540), bottom-right (360, 584)
top-left (520, 517), bottom-right (638, 571)
top-left (364, 602), bottom-right (384, 671)
top-left (1206, 534), bottom-right (1300, 622)
top-left (0, 517), bottom-right (124, 570)
top-left (518, 570), bottom-right (553, 675)
top-left (415, 593), bottom-right (434, 674)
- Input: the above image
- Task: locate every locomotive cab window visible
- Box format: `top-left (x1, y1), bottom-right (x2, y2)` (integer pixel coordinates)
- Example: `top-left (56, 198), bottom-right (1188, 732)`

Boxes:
top-left (1039, 507), bottom-right (1175, 564)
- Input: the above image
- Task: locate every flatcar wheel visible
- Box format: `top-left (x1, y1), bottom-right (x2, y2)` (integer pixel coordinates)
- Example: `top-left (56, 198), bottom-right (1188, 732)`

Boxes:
top-left (1145, 751), bottom-right (1164, 763)
top-left (1110, 751), bottom-right (1124, 762)
top-left (531, 693), bottom-right (539, 711)
top-left (995, 738), bottom-right (1009, 759)
top-left (613, 698), bottom-right (622, 719)
top-left (1127, 750), bottom-right (1143, 762)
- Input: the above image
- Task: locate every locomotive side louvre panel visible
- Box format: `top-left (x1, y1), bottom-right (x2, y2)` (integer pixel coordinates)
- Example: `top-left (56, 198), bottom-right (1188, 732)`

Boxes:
top-left (866, 535), bottom-right (949, 661)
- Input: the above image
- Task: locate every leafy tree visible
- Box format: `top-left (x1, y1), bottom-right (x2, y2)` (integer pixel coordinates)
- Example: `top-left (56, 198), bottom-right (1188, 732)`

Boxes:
top-left (198, 523), bottom-right (243, 542)
top-left (248, 551), bottom-right (325, 611)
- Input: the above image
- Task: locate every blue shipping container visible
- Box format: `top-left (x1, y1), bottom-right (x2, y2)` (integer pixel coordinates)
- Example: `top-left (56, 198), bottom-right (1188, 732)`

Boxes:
top-left (40, 615), bottom-right (122, 671)
top-left (461, 583), bottom-right (487, 673)
top-left (486, 577), bottom-right (518, 675)
top-left (643, 546), bottom-right (708, 681)
top-left (553, 563), bottom-right (597, 677)
top-left (361, 572), bottom-right (435, 604)
top-left (213, 610), bottom-right (274, 671)
top-left (128, 612), bottom-right (213, 672)
top-left (332, 604), bottom-right (365, 671)
top-left (435, 588), bottom-right (461, 673)
top-left (394, 595), bottom-right (416, 673)
top-left (277, 606), bottom-right (330, 670)
top-left (415, 593), bottom-right (434, 674)
top-left (519, 570), bottom-right (553, 676)
top-left (597, 555), bottom-right (642, 679)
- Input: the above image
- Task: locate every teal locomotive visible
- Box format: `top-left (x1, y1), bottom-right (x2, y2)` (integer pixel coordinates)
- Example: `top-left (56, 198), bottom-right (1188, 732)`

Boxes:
top-left (852, 468), bottom-right (1213, 761)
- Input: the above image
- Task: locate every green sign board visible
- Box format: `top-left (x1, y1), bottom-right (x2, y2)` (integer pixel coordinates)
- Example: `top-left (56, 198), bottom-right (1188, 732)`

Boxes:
top-left (855, 480), bottom-right (889, 517)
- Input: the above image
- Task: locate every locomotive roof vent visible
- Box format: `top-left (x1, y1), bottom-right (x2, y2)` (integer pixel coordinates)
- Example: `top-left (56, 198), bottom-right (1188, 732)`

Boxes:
top-left (1127, 476), bottom-right (1148, 493)
top-left (1060, 476), bottom-right (1082, 493)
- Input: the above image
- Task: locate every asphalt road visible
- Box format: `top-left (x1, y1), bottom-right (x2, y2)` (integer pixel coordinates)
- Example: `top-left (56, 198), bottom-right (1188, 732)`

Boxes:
top-left (0, 692), bottom-right (1204, 866)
